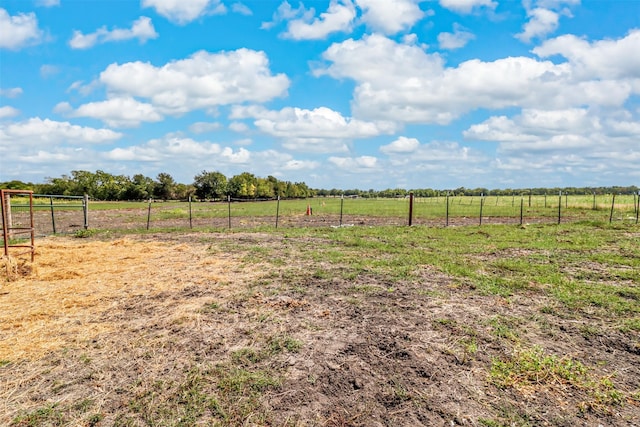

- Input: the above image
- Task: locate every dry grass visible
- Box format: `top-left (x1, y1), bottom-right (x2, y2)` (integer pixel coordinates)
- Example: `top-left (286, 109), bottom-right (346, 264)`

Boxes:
top-left (0, 237), bottom-right (242, 362)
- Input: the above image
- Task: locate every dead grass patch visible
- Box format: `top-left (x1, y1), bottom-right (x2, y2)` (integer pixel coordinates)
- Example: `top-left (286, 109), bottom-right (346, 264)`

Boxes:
top-left (0, 237), bottom-right (242, 362)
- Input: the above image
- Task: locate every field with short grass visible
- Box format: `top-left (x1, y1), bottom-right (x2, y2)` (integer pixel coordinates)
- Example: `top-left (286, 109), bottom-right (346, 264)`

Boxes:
top-left (1, 220), bottom-right (639, 426)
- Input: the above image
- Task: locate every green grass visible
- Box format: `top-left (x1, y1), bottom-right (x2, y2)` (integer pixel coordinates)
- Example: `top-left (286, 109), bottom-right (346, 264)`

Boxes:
top-left (490, 345), bottom-right (626, 411)
top-left (245, 223), bottom-right (640, 323)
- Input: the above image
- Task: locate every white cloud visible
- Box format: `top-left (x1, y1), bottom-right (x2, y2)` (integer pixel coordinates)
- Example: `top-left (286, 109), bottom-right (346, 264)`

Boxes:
top-left (516, 7), bottom-right (559, 43)
top-left (104, 136), bottom-right (251, 166)
top-left (317, 33), bottom-right (639, 125)
top-left (231, 2), bottom-right (252, 15)
top-left (229, 121), bottom-right (249, 132)
top-left (438, 23), bottom-right (475, 50)
top-left (65, 97), bottom-right (164, 128)
top-left (69, 16), bottom-right (158, 49)
top-left (282, 159), bottom-right (319, 170)
top-left (98, 50), bottom-right (289, 115)
top-left (329, 155), bottom-right (378, 171)
top-left (534, 30), bottom-right (640, 80)
top-left (0, 9), bottom-right (42, 50)
top-left (189, 121), bottom-right (222, 133)
top-left (141, 0), bottom-right (226, 25)
top-left (0, 106), bottom-right (20, 118)
top-left (261, 1), bottom-right (312, 30)
top-left (0, 87), bottom-right (23, 98)
top-left (231, 105), bottom-right (396, 153)
top-left (439, 0), bottom-right (497, 14)
top-left (283, 0), bottom-right (356, 40)
top-left (0, 118), bottom-right (122, 146)
top-left (516, 0), bottom-right (579, 43)
top-left (380, 136), bottom-right (420, 154)
top-left (463, 107), bottom-right (640, 181)
top-left (355, 0), bottom-right (424, 34)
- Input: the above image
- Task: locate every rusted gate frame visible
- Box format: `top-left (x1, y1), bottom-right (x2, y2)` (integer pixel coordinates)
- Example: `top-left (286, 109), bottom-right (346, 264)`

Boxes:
top-left (1, 189), bottom-right (35, 262)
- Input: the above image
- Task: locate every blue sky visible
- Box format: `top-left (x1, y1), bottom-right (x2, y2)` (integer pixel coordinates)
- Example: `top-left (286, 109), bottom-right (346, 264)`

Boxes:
top-left (1, 0), bottom-right (639, 190)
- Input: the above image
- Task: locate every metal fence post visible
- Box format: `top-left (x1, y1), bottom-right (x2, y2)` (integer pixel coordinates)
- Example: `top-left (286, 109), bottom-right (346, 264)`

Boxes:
top-left (558, 191), bottom-right (562, 224)
top-left (83, 194), bottom-right (89, 229)
top-left (275, 195), bottom-right (280, 229)
top-left (408, 192), bottom-right (414, 226)
top-left (50, 196), bottom-right (57, 234)
top-left (340, 194), bottom-right (344, 226)
top-left (146, 199), bottom-right (152, 230)
top-left (609, 193), bottom-right (616, 223)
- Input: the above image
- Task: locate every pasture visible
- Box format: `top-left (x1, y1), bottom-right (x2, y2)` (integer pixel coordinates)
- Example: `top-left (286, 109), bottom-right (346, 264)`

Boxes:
top-left (1, 219), bottom-right (639, 425)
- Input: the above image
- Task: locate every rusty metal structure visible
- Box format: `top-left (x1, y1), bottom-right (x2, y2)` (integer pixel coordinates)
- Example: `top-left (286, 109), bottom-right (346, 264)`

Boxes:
top-left (1, 189), bottom-right (35, 262)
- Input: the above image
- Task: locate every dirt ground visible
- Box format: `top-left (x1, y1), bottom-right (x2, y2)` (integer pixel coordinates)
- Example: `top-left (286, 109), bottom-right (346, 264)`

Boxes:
top-left (1, 230), bottom-right (639, 426)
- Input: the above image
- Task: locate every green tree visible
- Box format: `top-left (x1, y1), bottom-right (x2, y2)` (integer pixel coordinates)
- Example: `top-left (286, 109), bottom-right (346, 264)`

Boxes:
top-left (193, 170), bottom-right (227, 200)
top-left (153, 173), bottom-right (177, 200)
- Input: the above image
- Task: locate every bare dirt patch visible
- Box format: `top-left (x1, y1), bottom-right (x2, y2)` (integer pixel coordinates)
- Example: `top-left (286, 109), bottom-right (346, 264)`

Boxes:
top-left (1, 234), bottom-right (638, 426)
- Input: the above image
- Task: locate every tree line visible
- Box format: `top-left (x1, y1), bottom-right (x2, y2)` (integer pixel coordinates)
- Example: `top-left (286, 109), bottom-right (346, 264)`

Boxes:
top-left (0, 170), bottom-right (313, 201)
top-left (1, 171), bottom-right (638, 201)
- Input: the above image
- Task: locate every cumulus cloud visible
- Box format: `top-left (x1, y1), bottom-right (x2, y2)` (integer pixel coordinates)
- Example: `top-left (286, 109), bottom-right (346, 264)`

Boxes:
top-left (356, 0), bottom-right (424, 34)
top-left (69, 16), bottom-right (158, 49)
top-left (0, 106), bottom-right (20, 119)
top-left (329, 155), bottom-right (378, 172)
top-left (0, 118), bottom-right (122, 146)
top-left (0, 8), bottom-right (42, 50)
top-left (516, 0), bottom-right (579, 43)
top-left (438, 23), bottom-right (475, 49)
top-left (62, 97), bottom-right (164, 128)
top-left (142, 0), bottom-right (226, 24)
top-left (462, 106), bottom-right (640, 184)
top-left (534, 29), bottom-right (640, 80)
top-left (316, 33), bottom-right (640, 125)
top-left (439, 0), bottom-right (497, 14)
top-left (380, 136), bottom-right (420, 154)
top-left (97, 49), bottom-right (289, 115)
top-left (231, 105), bottom-right (396, 153)
top-left (283, 0), bottom-right (356, 40)
top-left (189, 121), bottom-right (222, 134)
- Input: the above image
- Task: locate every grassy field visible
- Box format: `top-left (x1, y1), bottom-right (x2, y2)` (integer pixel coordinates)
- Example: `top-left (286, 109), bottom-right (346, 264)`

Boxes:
top-left (82, 195), bottom-right (639, 228)
top-left (1, 220), bottom-right (639, 425)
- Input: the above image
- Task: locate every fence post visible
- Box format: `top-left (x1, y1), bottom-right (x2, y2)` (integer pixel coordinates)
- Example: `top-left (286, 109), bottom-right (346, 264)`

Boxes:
top-left (480, 196), bottom-right (484, 226)
top-left (227, 195), bottom-right (231, 229)
top-left (275, 195), bottom-right (280, 229)
top-left (558, 191), bottom-right (562, 224)
top-left (593, 192), bottom-right (597, 210)
top-left (609, 193), bottom-right (616, 224)
top-left (146, 199), bottom-right (152, 230)
top-left (636, 191), bottom-right (639, 224)
top-left (520, 197), bottom-right (524, 225)
top-left (408, 192), bottom-right (414, 226)
top-left (50, 196), bottom-right (57, 234)
top-left (83, 194), bottom-right (89, 229)
top-left (445, 192), bottom-right (450, 227)
top-left (3, 192), bottom-right (12, 238)
top-left (340, 194), bottom-right (344, 226)
top-left (189, 196), bottom-right (193, 229)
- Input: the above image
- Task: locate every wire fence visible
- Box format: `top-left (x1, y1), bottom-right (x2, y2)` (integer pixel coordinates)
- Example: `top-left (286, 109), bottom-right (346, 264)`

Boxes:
top-left (4, 192), bottom-right (638, 238)
top-left (78, 193), bottom-right (640, 234)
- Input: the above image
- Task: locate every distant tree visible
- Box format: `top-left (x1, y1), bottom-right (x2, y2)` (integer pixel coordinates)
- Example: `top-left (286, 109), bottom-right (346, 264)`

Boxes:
top-left (0, 180), bottom-right (34, 190)
top-left (153, 173), bottom-right (177, 200)
top-left (193, 170), bottom-right (227, 200)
